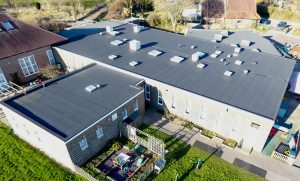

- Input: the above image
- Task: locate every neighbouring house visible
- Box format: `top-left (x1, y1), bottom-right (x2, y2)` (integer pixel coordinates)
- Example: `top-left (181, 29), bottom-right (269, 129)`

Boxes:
top-left (0, 13), bottom-right (66, 86)
top-left (186, 29), bottom-right (281, 56)
top-left (53, 21), bottom-right (294, 153)
top-left (223, 0), bottom-right (260, 28)
top-left (0, 64), bottom-right (145, 170)
top-left (182, 8), bottom-right (201, 22)
top-left (290, 45), bottom-right (300, 59)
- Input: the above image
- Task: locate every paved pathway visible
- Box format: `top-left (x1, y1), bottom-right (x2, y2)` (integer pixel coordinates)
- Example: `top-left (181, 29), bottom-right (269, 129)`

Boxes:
top-left (142, 108), bottom-right (300, 181)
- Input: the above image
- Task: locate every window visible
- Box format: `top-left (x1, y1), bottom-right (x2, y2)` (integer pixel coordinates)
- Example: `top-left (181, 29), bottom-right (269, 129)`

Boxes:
top-left (2, 21), bottom-right (14, 30)
top-left (185, 100), bottom-right (191, 114)
top-left (46, 50), bottom-right (56, 65)
top-left (79, 136), bottom-right (88, 151)
top-left (112, 113), bottom-right (118, 121)
top-left (157, 90), bottom-right (163, 105)
top-left (251, 122), bottom-right (260, 129)
top-left (134, 99), bottom-right (139, 111)
top-left (145, 84), bottom-right (150, 101)
top-left (96, 127), bottom-right (104, 139)
top-left (171, 95), bottom-right (176, 109)
top-left (0, 68), bottom-right (7, 85)
top-left (199, 106), bottom-right (206, 120)
top-left (122, 107), bottom-right (128, 120)
top-left (18, 55), bottom-right (39, 76)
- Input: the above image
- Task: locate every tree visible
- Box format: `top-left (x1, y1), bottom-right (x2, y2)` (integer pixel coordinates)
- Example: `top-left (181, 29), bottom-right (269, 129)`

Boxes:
top-left (202, 0), bottom-right (224, 23)
top-left (153, 0), bottom-right (194, 32)
top-left (135, 0), bottom-right (148, 17)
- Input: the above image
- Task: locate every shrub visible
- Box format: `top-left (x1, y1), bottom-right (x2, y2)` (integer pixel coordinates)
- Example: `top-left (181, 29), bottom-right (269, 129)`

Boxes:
top-left (223, 139), bottom-right (237, 148)
top-left (146, 13), bottom-right (161, 27)
top-left (111, 140), bottom-right (122, 151)
top-left (201, 129), bottom-right (216, 138)
top-left (181, 121), bottom-right (194, 130)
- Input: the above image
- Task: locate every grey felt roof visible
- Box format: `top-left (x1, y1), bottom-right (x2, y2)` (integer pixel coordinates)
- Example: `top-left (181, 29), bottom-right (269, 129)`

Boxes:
top-left (58, 21), bottom-right (295, 120)
top-left (186, 29), bottom-right (282, 56)
top-left (2, 64), bottom-right (143, 141)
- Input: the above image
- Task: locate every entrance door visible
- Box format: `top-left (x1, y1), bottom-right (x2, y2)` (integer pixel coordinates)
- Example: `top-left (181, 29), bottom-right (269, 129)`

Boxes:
top-left (243, 125), bottom-right (260, 150)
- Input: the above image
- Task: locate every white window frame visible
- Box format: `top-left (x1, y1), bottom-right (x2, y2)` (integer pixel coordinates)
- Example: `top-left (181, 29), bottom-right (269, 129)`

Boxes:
top-left (112, 112), bottom-right (118, 121)
top-left (158, 90), bottom-right (163, 105)
top-left (18, 55), bottom-right (39, 77)
top-left (79, 136), bottom-right (88, 151)
top-left (122, 107), bottom-right (128, 120)
top-left (46, 50), bottom-right (56, 65)
top-left (0, 68), bottom-right (7, 85)
top-left (133, 99), bottom-right (139, 111)
top-left (96, 127), bottom-right (104, 139)
top-left (171, 95), bottom-right (176, 109)
top-left (145, 84), bottom-right (151, 101)
top-left (185, 99), bottom-right (191, 114)
top-left (199, 106), bottom-right (206, 121)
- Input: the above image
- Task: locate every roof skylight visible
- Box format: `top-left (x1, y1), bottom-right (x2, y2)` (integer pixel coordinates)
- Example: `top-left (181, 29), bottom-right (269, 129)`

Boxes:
top-left (224, 71), bottom-right (234, 77)
top-left (234, 47), bottom-right (242, 53)
top-left (110, 40), bottom-right (124, 46)
top-left (2, 21), bottom-right (14, 30)
top-left (129, 61), bottom-right (139, 67)
top-left (235, 60), bottom-right (244, 65)
top-left (197, 63), bottom-right (206, 69)
top-left (192, 52), bottom-right (206, 62)
top-left (148, 50), bottom-right (162, 57)
top-left (170, 56), bottom-right (185, 63)
top-left (108, 55), bottom-right (118, 60)
top-left (210, 53), bottom-right (219, 58)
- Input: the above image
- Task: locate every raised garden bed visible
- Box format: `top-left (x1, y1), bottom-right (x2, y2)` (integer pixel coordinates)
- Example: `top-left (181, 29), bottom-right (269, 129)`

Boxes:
top-left (223, 139), bottom-right (237, 149)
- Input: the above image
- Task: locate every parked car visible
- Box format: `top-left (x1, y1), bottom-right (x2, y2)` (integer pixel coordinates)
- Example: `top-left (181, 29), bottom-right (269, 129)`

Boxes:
top-left (277, 21), bottom-right (287, 30)
top-left (259, 18), bottom-right (270, 25)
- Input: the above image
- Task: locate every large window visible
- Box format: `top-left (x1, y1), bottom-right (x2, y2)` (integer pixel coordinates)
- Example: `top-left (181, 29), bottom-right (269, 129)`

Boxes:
top-left (18, 55), bottom-right (39, 77)
top-left (185, 100), bottom-right (191, 114)
top-left (158, 90), bottom-right (163, 105)
top-left (171, 95), bottom-right (176, 109)
top-left (122, 107), bottom-right (128, 120)
top-left (0, 68), bottom-right (7, 85)
top-left (79, 136), bottom-right (88, 151)
top-left (145, 84), bottom-right (150, 101)
top-left (96, 127), bottom-right (104, 139)
top-left (134, 99), bottom-right (139, 111)
top-left (46, 50), bottom-right (56, 65)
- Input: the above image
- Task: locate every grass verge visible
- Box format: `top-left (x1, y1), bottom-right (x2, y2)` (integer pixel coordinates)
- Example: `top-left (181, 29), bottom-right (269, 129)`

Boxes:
top-left (0, 123), bottom-right (84, 181)
top-left (139, 123), bottom-right (265, 181)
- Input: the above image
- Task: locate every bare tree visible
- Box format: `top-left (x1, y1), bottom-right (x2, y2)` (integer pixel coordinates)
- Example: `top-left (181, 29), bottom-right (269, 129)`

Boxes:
top-left (202, 0), bottom-right (224, 23)
top-left (154, 0), bottom-right (194, 32)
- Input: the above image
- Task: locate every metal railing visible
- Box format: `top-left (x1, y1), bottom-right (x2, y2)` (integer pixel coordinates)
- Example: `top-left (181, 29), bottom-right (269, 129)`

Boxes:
top-left (271, 151), bottom-right (295, 166)
top-left (73, 165), bottom-right (98, 181)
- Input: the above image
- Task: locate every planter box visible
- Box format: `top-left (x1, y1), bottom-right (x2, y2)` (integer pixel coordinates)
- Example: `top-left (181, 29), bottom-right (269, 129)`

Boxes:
top-left (222, 143), bottom-right (234, 150)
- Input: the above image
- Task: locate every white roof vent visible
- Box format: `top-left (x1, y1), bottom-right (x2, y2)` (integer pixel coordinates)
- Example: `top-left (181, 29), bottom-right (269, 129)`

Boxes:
top-left (224, 71), bottom-right (234, 77)
top-left (129, 40), bottom-right (141, 51)
top-left (240, 40), bottom-right (251, 47)
top-left (148, 50), bottom-right (162, 57)
top-left (108, 55), bottom-right (118, 60)
top-left (214, 34), bottom-right (223, 41)
top-left (99, 32), bottom-right (105, 35)
top-left (244, 70), bottom-right (250, 74)
top-left (106, 26), bottom-right (113, 33)
top-left (235, 60), bottom-right (244, 65)
top-left (210, 53), bottom-right (219, 58)
top-left (133, 25), bottom-right (142, 33)
top-left (230, 44), bottom-right (239, 47)
top-left (220, 58), bottom-right (225, 62)
top-left (227, 54), bottom-right (232, 58)
top-left (192, 52), bottom-right (206, 62)
top-left (215, 50), bottom-right (223, 55)
top-left (129, 61), bottom-right (139, 67)
top-left (220, 30), bottom-right (229, 37)
top-left (191, 45), bottom-right (197, 49)
top-left (110, 40), bottom-right (124, 46)
top-left (197, 63), bottom-right (207, 69)
top-left (170, 56), bottom-right (185, 63)
top-left (234, 47), bottom-right (242, 53)
top-left (85, 85), bottom-right (97, 93)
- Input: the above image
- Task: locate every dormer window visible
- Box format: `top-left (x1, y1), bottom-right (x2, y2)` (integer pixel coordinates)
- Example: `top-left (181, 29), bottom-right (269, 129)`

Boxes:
top-left (2, 21), bottom-right (14, 30)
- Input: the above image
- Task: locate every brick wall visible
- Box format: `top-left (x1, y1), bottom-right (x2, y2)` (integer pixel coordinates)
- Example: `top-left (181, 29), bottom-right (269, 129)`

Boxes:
top-left (0, 46), bottom-right (53, 84)
top-left (66, 93), bottom-right (145, 166)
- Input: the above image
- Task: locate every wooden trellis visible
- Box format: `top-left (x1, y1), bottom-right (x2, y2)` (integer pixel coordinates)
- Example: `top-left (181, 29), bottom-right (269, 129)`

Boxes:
top-left (122, 124), bottom-right (165, 158)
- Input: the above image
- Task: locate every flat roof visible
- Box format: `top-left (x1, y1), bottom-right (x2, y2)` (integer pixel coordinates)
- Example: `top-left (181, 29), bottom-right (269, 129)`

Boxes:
top-left (2, 64), bottom-right (143, 141)
top-left (186, 29), bottom-right (282, 56)
top-left (58, 21), bottom-right (295, 120)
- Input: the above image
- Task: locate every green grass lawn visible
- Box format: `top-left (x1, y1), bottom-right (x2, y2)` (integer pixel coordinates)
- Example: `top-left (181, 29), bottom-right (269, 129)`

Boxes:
top-left (0, 123), bottom-right (85, 181)
top-left (139, 123), bottom-right (265, 181)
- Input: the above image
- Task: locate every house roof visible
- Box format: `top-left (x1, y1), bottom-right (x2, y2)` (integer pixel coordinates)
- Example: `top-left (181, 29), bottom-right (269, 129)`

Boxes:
top-left (0, 14), bottom-right (66, 59)
top-left (2, 64), bottom-right (143, 141)
top-left (224, 0), bottom-right (260, 19)
top-left (57, 21), bottom-right (295, 120)
top-left (186, 29), bottom-right (281, 56)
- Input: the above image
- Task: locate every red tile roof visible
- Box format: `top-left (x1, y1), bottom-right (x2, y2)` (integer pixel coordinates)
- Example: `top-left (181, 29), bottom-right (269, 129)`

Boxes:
top-left (0, 14), bottom-right (67, 59)
top-left (224, 0), bottom-right (260, 19)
